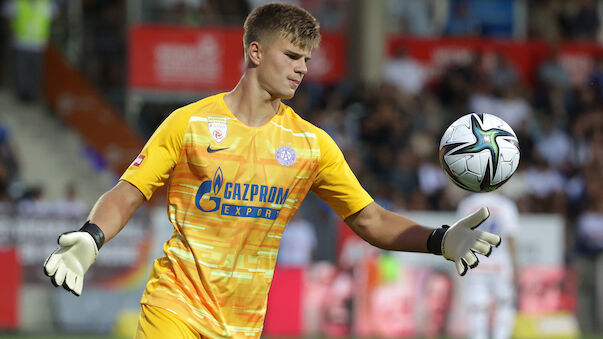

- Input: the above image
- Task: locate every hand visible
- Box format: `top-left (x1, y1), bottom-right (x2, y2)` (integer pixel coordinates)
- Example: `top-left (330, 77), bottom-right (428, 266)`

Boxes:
top-left (428, 207), bottom-right (501, 276)
top-left (443, 207), bottom-right (501, 275)
top-left (44, 225), bottom-right (102, 296)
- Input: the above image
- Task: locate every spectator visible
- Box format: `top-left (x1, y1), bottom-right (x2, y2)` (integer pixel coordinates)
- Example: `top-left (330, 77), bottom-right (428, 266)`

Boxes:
top-left (496, 83), bottom-right (533, 132)
top-left (571, 0), bottom-right (599, 41)
top-left (444, 0), bottom-right (479, 36)
top-left (587, 57), bottom-right (603, 102)
top-left (82, 0), bottom-right (125, 111)
top-left (527, 0), bottom-right (563, 42)
top-left (538, 45), bottom-right (571, 91)
top-left (17, 185), bottom-right (52, 217)
top-left (386, 0), bottom-right (446, 36)
top-left (2, 0), bottom-right (58, 103)
top-left (383, 47), bottom-right (426, 96)
top-left (524, 154), bottom-right (566, 213)
top-left (389, 148), bottom-right (419, 200)
top-left (53, 182), bottom-right (88, 219)
top-left (313, 0), bottom-right (347, 31)
top-left (0, 120), bottom-right (20, 198)
top-left (488, 52), bottom-right (518, 94)
top-left (535, 118), bottom-right (572, 169)
top-left (417, 158), bottom-right (448, 210)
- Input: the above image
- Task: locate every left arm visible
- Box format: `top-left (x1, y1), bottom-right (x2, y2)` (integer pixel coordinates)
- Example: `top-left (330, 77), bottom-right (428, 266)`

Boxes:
top-left (344, 202), bottom-right (432, 252)
top-left (310, 127), bottom-right (500, 276)
top-left (345, 202), bottom-right (501, 276)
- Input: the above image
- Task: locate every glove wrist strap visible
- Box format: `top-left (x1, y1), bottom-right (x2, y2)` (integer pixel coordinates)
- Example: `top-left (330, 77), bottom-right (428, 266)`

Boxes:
top-left (427, 225), bottom-right (448, 255)
top-left (79, 221), bottom-right (105, 250)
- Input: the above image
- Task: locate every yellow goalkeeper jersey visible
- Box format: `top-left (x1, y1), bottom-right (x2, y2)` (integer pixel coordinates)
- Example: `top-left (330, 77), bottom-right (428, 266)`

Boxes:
top-left (121, 93), bottom-right (373, 338)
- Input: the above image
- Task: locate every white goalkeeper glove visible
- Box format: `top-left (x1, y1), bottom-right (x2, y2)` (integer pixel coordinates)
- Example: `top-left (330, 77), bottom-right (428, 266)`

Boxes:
top-left (43, 222), bottom-right (105, 296)
top-left (427, 207), bottom-right (501, 276)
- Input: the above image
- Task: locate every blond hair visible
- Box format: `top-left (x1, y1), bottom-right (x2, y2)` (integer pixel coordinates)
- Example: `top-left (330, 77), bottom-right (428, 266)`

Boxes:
top-left (243, 2), bottom-right (321, 63)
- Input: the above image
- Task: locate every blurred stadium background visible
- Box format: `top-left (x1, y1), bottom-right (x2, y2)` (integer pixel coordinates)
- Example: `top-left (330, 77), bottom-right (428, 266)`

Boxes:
top-left (1, 0), bottom-right (603, 338)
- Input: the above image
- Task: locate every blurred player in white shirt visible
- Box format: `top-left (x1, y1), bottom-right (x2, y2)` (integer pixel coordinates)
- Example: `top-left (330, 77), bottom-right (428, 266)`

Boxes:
top-left (277, 213), bottom-right (317, 268)
top-left (457, 193), bottom-right (519, 339)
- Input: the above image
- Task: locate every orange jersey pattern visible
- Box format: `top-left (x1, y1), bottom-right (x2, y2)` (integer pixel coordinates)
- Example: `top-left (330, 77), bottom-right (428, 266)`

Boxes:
top-left (121, 93), bottom-right (373, 338)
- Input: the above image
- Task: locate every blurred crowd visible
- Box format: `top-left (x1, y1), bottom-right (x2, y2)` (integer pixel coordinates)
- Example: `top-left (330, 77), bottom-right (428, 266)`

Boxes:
top-left (288, 42), bottom-right (603, 255)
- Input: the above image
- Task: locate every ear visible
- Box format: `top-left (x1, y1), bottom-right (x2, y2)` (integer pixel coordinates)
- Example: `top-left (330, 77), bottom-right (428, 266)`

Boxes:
top-left (248, 41), bottom-right (262, 66)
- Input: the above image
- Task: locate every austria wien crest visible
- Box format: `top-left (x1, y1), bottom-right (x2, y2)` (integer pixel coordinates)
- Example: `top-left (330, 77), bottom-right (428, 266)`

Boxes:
top-left (208, 116), bottom-right (228, 143)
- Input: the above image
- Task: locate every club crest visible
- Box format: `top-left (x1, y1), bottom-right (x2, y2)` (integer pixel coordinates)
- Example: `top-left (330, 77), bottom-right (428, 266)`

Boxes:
top-left (275, 146), bottom-right (297, 166)
top-left (208, 116), bottom-right (228, 143)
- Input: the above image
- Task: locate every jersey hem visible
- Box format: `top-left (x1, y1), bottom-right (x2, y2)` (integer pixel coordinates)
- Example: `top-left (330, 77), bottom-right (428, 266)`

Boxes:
top-left (119, 177), bottom-right (153, 201)
top-left (339, 198), bottom-right (374, 220)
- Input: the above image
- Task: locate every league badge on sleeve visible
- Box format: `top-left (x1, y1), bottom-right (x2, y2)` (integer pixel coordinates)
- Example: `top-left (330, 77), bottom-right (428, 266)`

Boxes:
top-left (131, 154), bottom-right (145, 167)
top-left (208, 116), bottom-right (228, 144)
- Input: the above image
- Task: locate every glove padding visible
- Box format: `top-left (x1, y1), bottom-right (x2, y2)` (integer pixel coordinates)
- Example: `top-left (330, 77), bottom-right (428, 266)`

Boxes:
top-left (43, 231), bottom-right (99, 296)
top-left (441, 207), bottom-right (501, 276)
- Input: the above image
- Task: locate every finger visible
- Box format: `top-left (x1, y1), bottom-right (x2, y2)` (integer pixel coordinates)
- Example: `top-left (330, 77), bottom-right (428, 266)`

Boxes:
top-left (478, 230), bottom-right (502, 247)
top-left (471, 239), bottom-right (492, 256)
top-left (58, 232), bottom-right (79, 247)
top-left (459, 207), bottom-right (490, 230)
top-left (463, 251), bottom-right (479, 269)
top-left (44, 253), bottom-right (60, 276)
top-left (64, 270), bottom-right (77, 293)
top-left (53, 264), bottom-right (67, 287)
top-left (456, 259), bottom-right (468, 276)
top-left (72, 275), bottom-right (83, 296)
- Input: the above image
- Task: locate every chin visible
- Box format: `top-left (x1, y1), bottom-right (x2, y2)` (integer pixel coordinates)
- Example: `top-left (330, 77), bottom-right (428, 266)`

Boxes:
top-left (278, 90), bottom-right (296, 100)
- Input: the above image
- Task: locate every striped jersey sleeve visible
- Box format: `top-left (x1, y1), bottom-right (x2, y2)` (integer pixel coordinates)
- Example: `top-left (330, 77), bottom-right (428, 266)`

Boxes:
top-left (120, 107), bottom-right (193, 199)
top-left (311, 127), bottom-right (373, 219)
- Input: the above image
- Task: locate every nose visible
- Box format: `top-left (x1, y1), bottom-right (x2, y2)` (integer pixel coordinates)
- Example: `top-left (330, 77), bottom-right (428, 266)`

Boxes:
top-left (295, 59), bottom-right (307, 76)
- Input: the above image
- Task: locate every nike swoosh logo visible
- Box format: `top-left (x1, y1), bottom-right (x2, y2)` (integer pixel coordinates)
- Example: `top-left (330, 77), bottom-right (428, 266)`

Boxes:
top-left (207, 145), bottom-right (230, 153)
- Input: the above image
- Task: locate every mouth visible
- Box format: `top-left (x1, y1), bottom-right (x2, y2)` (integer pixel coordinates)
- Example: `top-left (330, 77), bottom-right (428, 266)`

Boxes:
top-left (288, 79), bottom-right (300, 87)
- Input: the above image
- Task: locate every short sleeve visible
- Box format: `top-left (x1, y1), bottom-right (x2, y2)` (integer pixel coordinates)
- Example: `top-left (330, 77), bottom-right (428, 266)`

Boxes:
top-left (120, 108), bottom-right (192, 200)
top-left (311, 128), bottom-right (373, 220)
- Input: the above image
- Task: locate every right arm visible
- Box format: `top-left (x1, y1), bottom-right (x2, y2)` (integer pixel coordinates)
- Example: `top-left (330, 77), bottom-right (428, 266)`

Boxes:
top-left (88, 180), bottom-right (146, 243)
top-left (43, 104), bottom-right (192, 296)
top-left (42, 181), bottom-right (146, 296)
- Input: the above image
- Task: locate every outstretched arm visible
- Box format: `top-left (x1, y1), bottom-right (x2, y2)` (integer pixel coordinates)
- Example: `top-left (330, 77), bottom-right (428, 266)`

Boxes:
top-left (344, 202), bottom-right (432, 252)
top-left (345, 202), bottom-right (501, 276)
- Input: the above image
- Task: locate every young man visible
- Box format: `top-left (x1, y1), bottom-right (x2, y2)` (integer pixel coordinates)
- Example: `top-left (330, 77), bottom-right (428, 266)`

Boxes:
top-left (43, 3), bottom-right (501, 338)
top-left (458, 192), bottom-right (519, 339)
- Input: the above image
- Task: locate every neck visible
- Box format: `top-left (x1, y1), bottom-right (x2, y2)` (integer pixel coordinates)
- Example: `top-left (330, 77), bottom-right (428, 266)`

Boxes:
top-left (224, 73), bottom-right (281, 127)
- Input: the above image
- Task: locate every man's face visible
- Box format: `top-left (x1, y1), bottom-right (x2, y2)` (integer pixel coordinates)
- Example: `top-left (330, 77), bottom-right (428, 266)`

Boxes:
top-left (257, 35), bottom-right (312, 100)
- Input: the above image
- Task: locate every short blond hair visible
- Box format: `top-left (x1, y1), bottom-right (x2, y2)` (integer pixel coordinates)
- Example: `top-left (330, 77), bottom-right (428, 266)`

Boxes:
top-left (243, 2), bottom-right (321, 62)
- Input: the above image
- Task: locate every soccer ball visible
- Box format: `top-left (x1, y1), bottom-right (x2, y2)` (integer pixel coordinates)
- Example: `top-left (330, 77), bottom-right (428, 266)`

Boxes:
top-left (439, 113), bottom-right (520, 193)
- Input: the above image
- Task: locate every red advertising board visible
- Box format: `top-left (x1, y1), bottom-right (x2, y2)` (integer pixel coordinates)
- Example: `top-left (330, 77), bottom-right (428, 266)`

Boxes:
top-left (129, 25), bottom-right (346, 92)
top-left (387, 36), bottom-right (541, 85)
top-left (0, 246), bottom-right (20, 330)
top-left (264, 267), bottom-right (304, 337)
top-left (387, 36), bottom-right (603, 87)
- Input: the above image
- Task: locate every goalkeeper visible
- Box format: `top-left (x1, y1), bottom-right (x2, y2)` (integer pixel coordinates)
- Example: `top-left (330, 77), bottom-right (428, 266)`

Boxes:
top-left (43, 3), bottom-right (501, 338)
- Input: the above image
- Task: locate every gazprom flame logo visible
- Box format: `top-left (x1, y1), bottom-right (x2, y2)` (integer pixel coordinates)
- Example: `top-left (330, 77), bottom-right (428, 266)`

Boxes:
top-left (195, 167), bottom-right (223, 212)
